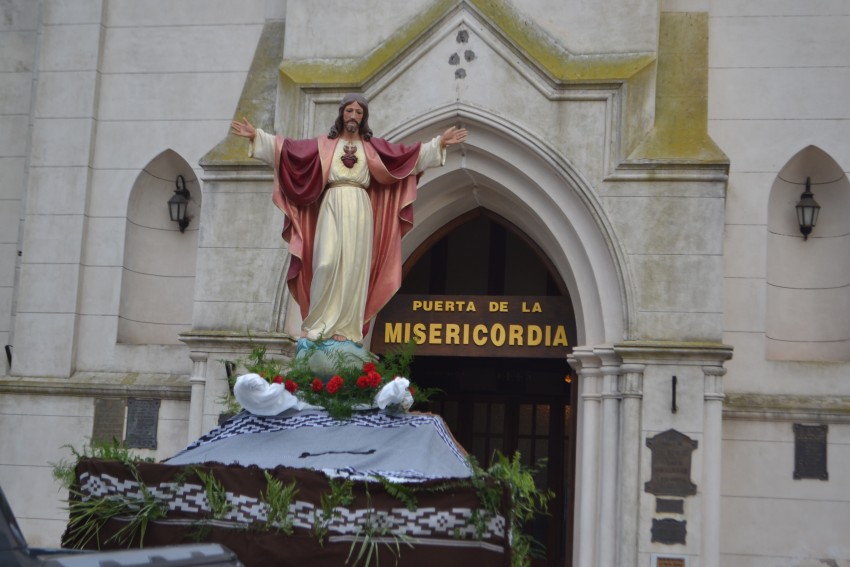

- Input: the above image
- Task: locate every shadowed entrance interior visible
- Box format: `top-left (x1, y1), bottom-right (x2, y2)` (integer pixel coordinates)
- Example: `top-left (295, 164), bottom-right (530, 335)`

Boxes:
top-left (375, 209), bottom-right (576, 566)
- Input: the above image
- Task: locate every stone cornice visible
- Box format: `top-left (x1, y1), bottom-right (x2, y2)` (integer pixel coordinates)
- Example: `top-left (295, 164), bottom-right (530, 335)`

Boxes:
top-left (614, 341), bottom-right (733, 365)
top-left (724, 393), bottom-right (850, 423)
top-left (178, 330), bottom-right (297, 358)
top-left (0, 373), bottom-right (191, 400)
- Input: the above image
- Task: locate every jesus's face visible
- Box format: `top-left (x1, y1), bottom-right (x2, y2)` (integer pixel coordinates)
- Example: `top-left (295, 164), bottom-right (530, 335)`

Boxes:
top-left (343, 102), bottom-right (364, 134)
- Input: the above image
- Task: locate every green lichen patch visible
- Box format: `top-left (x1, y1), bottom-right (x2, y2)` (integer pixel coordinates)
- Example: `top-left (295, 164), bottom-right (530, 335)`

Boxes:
top-left (627, 13), bottom-right (728, 164)
top-left (280, 0), bottom-right (655, 87)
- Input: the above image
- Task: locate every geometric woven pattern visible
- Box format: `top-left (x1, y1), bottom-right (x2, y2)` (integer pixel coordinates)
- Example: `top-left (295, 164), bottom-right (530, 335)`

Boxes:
top-left (78, 471), bottom-right (505, 541)
top-left (167, 409), bottom-right (472, 482)
top-left (179, 411), bottom-right (468, 467)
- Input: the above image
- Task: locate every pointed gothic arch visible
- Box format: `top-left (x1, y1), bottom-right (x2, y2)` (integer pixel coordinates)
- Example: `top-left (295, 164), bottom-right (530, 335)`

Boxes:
top-left (393, 108), bottom-right (630, 347)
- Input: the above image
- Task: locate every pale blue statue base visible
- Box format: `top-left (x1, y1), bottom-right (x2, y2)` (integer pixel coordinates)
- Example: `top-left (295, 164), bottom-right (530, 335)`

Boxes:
top-left (295, 337), bottom-right (372, 379)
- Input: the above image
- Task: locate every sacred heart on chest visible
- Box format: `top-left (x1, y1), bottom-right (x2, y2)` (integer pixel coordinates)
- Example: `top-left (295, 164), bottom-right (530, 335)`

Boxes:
top-left (341, 143), bottom-right (358, 168)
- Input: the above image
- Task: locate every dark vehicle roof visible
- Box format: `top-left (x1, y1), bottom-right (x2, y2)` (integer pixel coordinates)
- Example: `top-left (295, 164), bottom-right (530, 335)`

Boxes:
top-left (1, 485), bottom-right (243, 567)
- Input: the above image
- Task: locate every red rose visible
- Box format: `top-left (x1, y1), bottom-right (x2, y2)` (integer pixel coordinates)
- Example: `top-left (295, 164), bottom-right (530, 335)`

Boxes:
top-left (367, 371), bottom-right (382, 388)
top-left (363, 362), bottom-right (376, 374)
top-left (326, 375), bottom-right (343, 394)
top-left (311, 378), bottom-right (324, 392)
top-left (284, 379), bottom-right (298, 393)
top-left (272, 375), bottom-right (284, 384)
top-left (408, 386), bottom-right (416, 397)
top-left (356, 376), bottom-right (370, 389)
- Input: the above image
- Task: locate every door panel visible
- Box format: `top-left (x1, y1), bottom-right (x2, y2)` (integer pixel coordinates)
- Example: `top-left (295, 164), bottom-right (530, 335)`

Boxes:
top-left (416, 357), bottom-right (572, 567)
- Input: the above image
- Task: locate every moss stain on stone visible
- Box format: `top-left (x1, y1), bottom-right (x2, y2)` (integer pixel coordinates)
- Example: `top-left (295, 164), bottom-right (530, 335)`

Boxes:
top-left (469, 0), bottom-right (654, 81)
top-left (279, 0), bottom-right (456, 86)
top-left (206, 5), bottom-right (725, 168)
top-left (627, 13), bottom-right (727, 164)
top-left (201, 21), bottom-right (286, 166)
top-left (280, 0), bottom-right (654, 86)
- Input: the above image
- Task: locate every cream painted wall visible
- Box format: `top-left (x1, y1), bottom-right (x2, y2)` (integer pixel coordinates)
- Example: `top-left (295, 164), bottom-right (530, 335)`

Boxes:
top-left (710, 2), bottom-right (850, 566)
top-left (0, 0), bottom-right (270, 547)
top-left (711, 4), bottom-right (850, 390)
top-left (0, 0), bottom-right (38, 378)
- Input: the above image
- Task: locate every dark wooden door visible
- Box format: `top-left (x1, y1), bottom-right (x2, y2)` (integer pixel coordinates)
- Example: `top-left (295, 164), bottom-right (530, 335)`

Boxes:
top-left (414, 356), bottom-right (574, 567)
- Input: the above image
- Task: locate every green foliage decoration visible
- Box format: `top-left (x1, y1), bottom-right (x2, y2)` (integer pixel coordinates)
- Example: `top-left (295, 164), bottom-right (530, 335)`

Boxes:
top-left (473, 452), bottom-right (554, 567)
top-left (194, 468), bottom-right (233, 520)
top-left (313, 477), bottom-right (354, 544)
top-left (261, 470), bottom-right (298, 534)
top-left (63, 459), bottom-right (166, 549)
top-left (346, 483), bottom-right (413, 567)
top-left (52, 438), bottom-right (153, 492)
top-left (374, 475), bottom-right (417, 512)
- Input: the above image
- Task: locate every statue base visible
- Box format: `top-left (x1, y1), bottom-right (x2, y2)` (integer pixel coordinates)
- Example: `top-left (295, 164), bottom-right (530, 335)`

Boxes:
top-left (294, 337), bottom-right (372, 379)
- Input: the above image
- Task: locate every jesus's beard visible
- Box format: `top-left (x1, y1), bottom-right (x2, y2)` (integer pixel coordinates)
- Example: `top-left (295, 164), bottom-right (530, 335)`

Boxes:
top-left (345, 120), bottom-right (359, 134)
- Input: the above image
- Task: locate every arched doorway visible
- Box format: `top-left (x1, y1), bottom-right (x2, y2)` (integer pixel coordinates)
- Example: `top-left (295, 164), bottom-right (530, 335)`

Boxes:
top-left (374, 208), bottom-right (576, 566)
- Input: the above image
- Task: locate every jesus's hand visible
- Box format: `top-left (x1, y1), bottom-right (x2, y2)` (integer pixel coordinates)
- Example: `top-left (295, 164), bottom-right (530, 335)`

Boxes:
top-left (440, 126), bottom-right (468, 148)
top-left (231, 117), bottom-right (257, 141)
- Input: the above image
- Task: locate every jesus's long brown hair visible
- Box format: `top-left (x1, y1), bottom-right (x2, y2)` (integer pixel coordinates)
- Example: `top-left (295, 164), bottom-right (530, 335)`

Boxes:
top-left (328, 93), bottom-right (374, 141)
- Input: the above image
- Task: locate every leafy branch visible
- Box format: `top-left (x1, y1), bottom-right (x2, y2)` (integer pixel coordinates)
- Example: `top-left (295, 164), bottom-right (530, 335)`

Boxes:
top-left (314, 477), bottom-right (354, 544)
top-left (346, 483), bottom-right (413, 567)
top-left (64, 460), bottom-right (166, 549)
top-left (261, 470), bottom-right (299, 534)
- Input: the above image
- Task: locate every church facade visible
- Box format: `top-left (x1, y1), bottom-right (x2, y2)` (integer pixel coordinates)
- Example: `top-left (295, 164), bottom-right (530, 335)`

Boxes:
top-left (1, 1), bottom-right (848, 566)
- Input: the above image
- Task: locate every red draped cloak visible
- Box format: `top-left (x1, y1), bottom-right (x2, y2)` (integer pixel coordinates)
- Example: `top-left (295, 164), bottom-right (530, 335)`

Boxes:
top-left (270, 134), bottom-right (421, 336)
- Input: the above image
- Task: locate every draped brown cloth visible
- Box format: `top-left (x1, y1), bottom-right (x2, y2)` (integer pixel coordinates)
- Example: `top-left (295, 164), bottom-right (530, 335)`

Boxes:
top-left (272, 135), bottom-right (421, 336)
top-left (65, 459), bottom-right (510, 567)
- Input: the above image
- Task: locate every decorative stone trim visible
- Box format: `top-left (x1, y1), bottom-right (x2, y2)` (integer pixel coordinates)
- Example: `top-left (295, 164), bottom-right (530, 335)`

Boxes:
top-left (724, 394), bottom-right (850, 423)
top-left (0, 374), bottom-right (190, 401)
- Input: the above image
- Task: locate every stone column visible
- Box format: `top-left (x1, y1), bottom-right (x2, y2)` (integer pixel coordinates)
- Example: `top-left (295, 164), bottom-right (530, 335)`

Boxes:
top-left (612, 342), bottom-right (731, 567)
top-left (702, 365), bottom-right (726, 567)
top-left (617, 363), bottom-right (645, 567)
top-left (596, 348), bottom-right (621, 567)
top-left (570, 349), bottom-right (601, 567)
top-left (187, 351), bottom-right (209, 442)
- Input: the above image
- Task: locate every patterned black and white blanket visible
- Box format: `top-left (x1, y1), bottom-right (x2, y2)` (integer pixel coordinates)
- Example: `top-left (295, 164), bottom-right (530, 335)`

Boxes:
top-left (166, 410), bottom-right (471, 482)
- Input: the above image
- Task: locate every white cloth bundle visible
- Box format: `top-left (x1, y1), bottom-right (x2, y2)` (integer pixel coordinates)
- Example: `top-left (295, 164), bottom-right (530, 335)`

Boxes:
top-left (233, 373), bottom-right (413, 416)
top-left (375, 377), bottom-right (414, 411)
top-left (233, 373), bottom-right (309, 416)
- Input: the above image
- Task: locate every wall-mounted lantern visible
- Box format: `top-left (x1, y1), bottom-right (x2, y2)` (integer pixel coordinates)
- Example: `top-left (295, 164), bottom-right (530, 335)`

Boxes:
top-left (168, 175), bottom-right (191, 233)
top-left (795, 177), bottom-right (820, 240)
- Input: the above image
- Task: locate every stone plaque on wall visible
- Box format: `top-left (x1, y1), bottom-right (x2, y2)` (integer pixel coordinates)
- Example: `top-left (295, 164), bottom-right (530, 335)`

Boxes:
top-left (651, 518), bottom-right (687, 545)
top-left (92, 398), bottom-right (125, 444)
top-left (125, 398), bottom-right (160, 449)
top-left (645, 429), bottom-right (698, 496)
top-left (793, 423), bottom-right (828, 480)
top-left (656, 498), bottom-right (684, 514)
top-left (655, 557), bottom-right (686, 567)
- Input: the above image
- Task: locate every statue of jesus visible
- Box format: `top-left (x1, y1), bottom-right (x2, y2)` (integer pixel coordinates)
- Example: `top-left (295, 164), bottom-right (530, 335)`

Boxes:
top-left (231, 94), bottom-right (467, 346)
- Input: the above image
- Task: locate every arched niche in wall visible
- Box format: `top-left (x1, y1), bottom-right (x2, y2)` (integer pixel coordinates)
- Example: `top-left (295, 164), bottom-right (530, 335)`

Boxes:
top-left (766, 145), bottom-right (850, 360)
top-left (117, 150), bottom-right (201, 345)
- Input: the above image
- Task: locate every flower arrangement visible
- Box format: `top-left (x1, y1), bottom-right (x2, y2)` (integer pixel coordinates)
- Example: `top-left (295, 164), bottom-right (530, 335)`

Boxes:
top-left (225, 342), bottom-right (433, 420)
